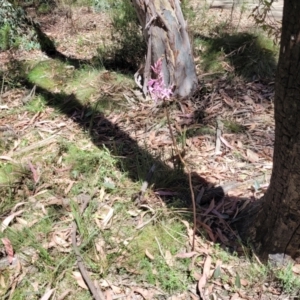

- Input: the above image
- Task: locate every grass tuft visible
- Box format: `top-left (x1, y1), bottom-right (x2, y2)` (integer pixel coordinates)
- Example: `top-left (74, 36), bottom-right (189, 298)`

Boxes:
top-left (223, 119), bottom-right (246, 133)
top-left (276, 263), bottom-right (300, 294)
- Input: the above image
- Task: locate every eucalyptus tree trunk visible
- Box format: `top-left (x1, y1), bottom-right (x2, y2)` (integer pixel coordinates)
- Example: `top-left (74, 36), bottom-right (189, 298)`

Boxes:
top-left (237, 0), bottom-right (300, 260)
top-left (131, 0), bottom-right (198, 98)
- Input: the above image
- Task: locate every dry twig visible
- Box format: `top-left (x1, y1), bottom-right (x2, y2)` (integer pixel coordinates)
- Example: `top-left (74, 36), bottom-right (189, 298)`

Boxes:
top-left (164, 103), bottom-right (197, 251)
top-left (11, 132), bottom-right (60, 157)
top-left (71, 196), bottom-right (105, 300)
top-left (0, 75), bottom-right (5, 104)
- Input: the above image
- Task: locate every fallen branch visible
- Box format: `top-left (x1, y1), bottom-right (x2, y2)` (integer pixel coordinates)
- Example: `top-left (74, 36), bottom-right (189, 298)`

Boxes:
top-left (198, 174), bottom-right (271, 205)
top-left (215, 117), bottom-right (223, 154)
top-left (12, 132), bottom-right (60, 157)
top-left (71, 196), bottom-right (105, 300)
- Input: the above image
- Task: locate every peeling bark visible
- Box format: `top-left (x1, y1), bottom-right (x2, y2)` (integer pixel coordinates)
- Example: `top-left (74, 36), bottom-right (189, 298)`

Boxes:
top-left (131, 0), bottom-right (198, 98)
top-left (237, 0), bottom-right (300, 261)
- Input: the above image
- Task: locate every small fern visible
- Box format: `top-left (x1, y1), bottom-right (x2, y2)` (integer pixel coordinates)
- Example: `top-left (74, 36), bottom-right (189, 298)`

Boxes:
top-left (0, 23), bottom-right (11, 51)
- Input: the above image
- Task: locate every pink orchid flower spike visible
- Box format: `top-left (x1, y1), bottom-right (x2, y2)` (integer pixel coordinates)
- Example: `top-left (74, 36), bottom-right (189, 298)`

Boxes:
top-left (147, 58), bottom-right (173, 102)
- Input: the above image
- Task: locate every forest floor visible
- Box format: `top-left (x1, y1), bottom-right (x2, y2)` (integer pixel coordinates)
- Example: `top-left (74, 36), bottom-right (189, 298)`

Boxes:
top-left (0, 1), bottom-right (299, 300)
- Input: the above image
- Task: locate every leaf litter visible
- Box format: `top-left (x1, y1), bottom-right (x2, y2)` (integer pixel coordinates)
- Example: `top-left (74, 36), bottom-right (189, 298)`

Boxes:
top-left (0, 2), bottom-right (296, 300)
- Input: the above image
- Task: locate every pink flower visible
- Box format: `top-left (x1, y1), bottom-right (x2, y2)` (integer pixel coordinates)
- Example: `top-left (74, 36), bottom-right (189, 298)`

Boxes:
top-left (148, 58), bottom-right (173, 102)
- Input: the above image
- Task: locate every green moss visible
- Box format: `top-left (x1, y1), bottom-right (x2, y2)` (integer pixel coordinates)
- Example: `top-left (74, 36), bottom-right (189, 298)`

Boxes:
top-left (223, 120), bottom-right (246, 133)
top-left (186, 126), bottom-right (215, 137)
top-left (25, 95), bottom-right (47, 113)
top-left (27, 60), bottom-right (68, 90)
top-left (65, 67), bottom-right (99, 103)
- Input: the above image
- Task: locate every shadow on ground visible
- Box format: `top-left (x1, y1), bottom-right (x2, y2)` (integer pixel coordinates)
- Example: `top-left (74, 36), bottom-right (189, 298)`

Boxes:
top-left (15, 20), bottom-right (228, 205)
top-left (33, 17), bottom-right (145, 73)
top-left (21, 79), bottom-right (225, 205)
top-left (194, 31), bottom-right (278, 80)
top-left (8, 20), bottom-right (263, 256)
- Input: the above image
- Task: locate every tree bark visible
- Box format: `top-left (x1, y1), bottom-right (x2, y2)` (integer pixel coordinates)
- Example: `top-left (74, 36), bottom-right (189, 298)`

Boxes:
top-left (131, 0), bottom-right (198, 98)
top-left (237, 0), bottom-right (300, 261)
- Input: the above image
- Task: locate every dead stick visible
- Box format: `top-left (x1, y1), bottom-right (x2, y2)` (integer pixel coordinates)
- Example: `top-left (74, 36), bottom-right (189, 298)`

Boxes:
top-left (71, 197), bottom-right (105, 300)
top-left (12, 132), bottom-right (59, 157)
top-left (215, 117), bottom-right (223, 154)
top-left (164, 104), bottom-right (197, 251)
top-left (0, 75), bottom-right (4, 104)
top-left (200, 173), bottom-right (271, 205)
